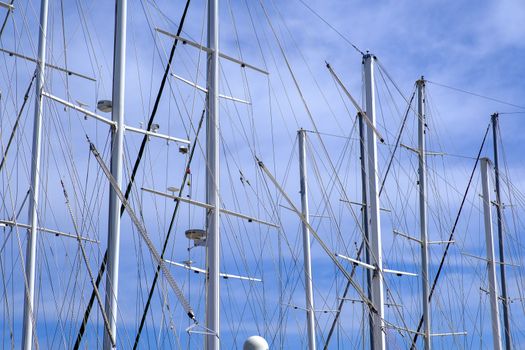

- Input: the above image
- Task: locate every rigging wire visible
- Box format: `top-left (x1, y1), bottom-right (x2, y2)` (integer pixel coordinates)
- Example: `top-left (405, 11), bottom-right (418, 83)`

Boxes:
top-left (498, 130), bottom-right (525, 332)
top-left (427, 80), bottom-right (525, 111)
top-left (88, 137), bottom-right (196, 319)
top-left (295, 0), bottom-right (364, 56)
top-left (60, 180), bottom-right (115, 347)
top-left (379, 88), bottom-right (416, 196)
top-left (0, 0), bottom-right (14, 39)
top-left (0, 72), bottom-right (35, 172)
top-left (58, 0), bottom-right (69, 98)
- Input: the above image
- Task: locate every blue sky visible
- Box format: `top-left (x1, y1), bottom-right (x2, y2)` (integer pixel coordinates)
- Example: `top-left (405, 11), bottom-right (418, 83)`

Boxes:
top-left (1, 0), bottom-right (525, 349)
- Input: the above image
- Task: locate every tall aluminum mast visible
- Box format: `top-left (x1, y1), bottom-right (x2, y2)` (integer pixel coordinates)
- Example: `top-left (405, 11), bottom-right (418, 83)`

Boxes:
top-left (363, 53), bottom-right (385, 350)
top-left (22, 0), bottom-right (49, 348)
top-left (417, 77), bottom-right (431, 350)
top-left (480, 158), bottom-right (503, 350)
top-left (103, 0), bottom-right (127, 348)
top-left (205, 0), bottom-right (220, 348)
top-left (298, 129), bottom-right (316, 350)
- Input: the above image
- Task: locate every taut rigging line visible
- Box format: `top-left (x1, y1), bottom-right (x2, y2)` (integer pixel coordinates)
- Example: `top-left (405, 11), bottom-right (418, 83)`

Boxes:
top-left (87, 137), bottom-right (196, 320)
top-left (0, 73), bottom-right (36, 173)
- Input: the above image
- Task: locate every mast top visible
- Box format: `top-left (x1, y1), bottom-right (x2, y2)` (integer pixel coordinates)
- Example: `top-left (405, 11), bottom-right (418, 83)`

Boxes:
top-left (362, 52), bottom-right (376, 61)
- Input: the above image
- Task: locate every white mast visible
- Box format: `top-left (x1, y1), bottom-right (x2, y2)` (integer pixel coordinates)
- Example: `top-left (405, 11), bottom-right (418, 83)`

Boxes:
top-left (298, 129), bottom-right (316, 350)
top-left (22, 0), bottom-right (49, 348)
top-left (363, 53), bottom-right (385, 350)
top-left (417, 77), bottom-right (431, 350)
top-left (103, 0), bottom-right (127, 348)
top-left (205, 0), bottom-right (220, 348)
top-left (480, 157), bottom-right (503, 350)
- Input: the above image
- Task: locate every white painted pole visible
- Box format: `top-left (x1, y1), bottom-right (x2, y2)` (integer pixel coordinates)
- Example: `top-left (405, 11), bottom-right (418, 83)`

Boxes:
top-left (22, 0), bottom-right (49, 348)
top-left (298, 129), bottom-right (316, 350)
top-left (417, 77), bottom-right (431, 350)
top-left (363, 54), bottom-right (385, 350)
top-left (205, 0), bottom-right (220, 348)
top-left (103, 0), bottom-right (127, 348)
top-left (480, 158), bottom-right (503, 350)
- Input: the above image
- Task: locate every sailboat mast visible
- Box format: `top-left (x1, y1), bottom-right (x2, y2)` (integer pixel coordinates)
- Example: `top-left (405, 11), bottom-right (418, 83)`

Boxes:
top-left (104, 0), bottom-right (127, 348)
top-left (298, 129), bottom-right (316, 350)
top-left (205, 0), bottom-right (220, 348)
top-left (491, 113), bottom-right (512, 350)
top-left (480, 158), bottom-right (503, 350)
top-left (416, 77), bottom-right (431, 350)
top-left (363, 53), bottom-right (385, 350)
top-left (22, 0), bottom-right (49, 348)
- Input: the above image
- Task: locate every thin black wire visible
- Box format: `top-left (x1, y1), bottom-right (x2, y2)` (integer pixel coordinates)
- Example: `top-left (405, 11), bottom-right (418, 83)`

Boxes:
top-left (410, 123), bottom-right (491, 349)
top-left (0, 73), bottom-right (36, 172)
top-left (379, 88), bottom-right (416, 196)
top-left (296, 0), bottom-right (364, 56)
top-left (427, 80), bottom-right (525, 111)
top-left (0, 0), bottom-right (14, 39)
top-left (72, 0), bottom-right (192, 347)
